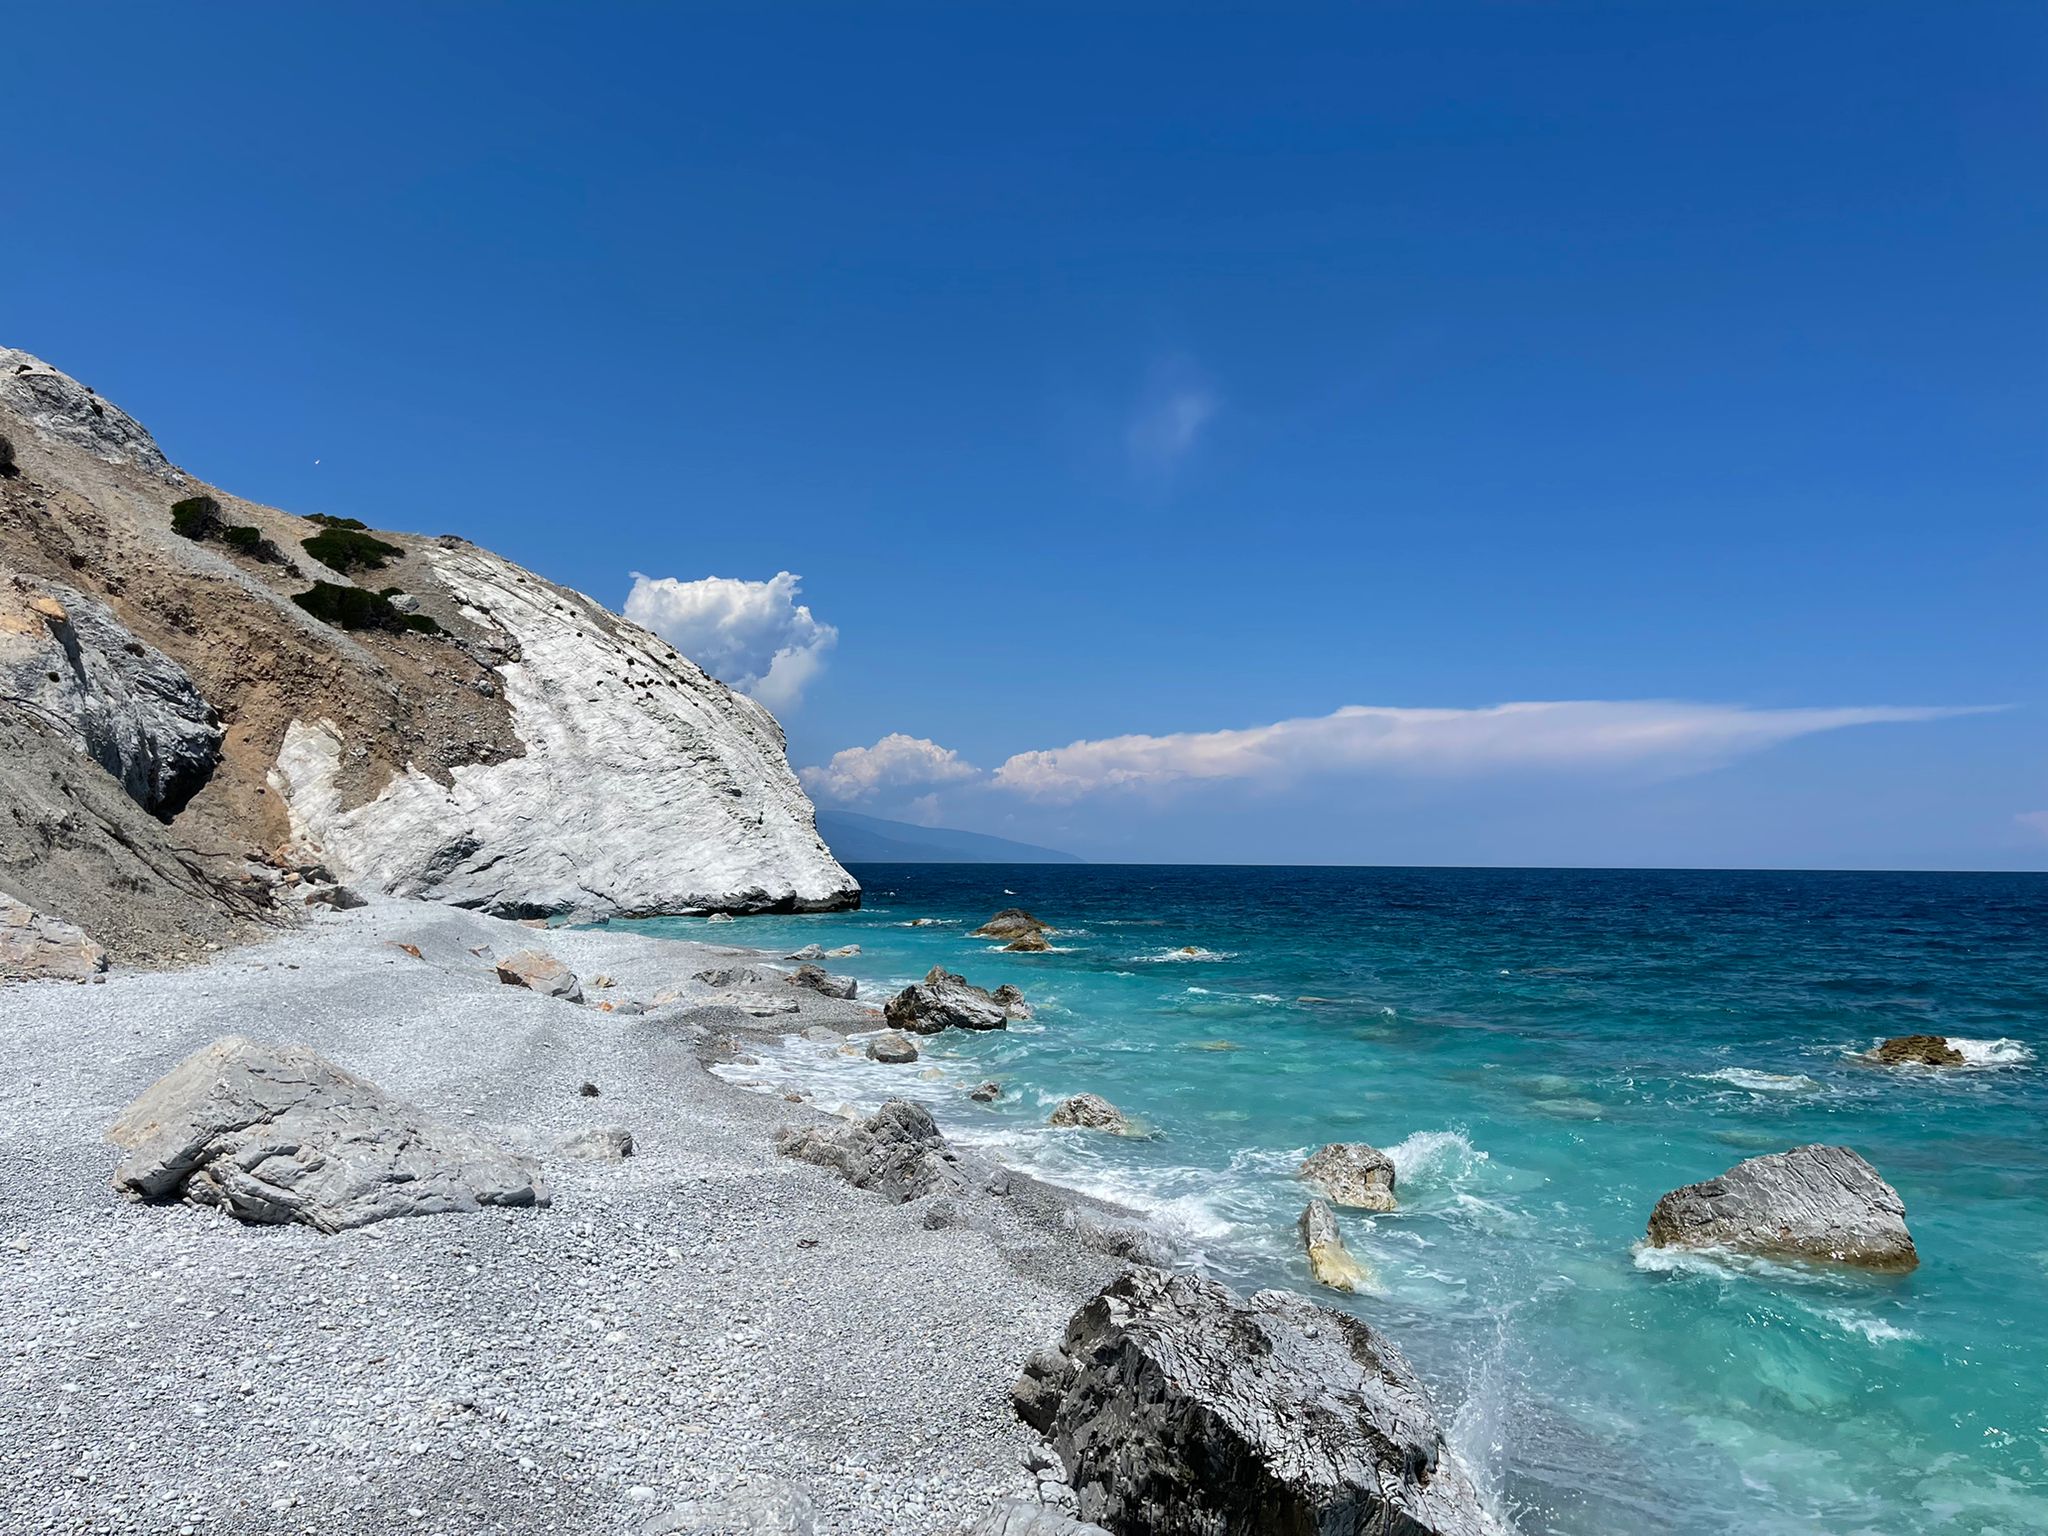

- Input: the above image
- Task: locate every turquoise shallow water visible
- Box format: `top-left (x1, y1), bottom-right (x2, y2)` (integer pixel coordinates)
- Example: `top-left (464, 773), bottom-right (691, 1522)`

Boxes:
top-left (625, 865), bottom-right (2048, 1535)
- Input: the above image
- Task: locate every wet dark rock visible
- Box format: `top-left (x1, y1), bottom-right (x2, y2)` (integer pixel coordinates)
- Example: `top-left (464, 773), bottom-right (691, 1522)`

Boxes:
top-left (1871, 1034), bottom-right (1965, 1067)
top-left (884, 966), bottom-right (1011, 1034)
top-left (1645, 1143), bottom-right (1917, 1271)
top-left (1013, 1266), bottom-right (1504, 1536)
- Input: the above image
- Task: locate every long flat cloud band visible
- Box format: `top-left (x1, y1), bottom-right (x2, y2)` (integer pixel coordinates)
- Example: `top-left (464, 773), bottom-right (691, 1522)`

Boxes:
top-left (803, 700), bottom-right (1992, 806)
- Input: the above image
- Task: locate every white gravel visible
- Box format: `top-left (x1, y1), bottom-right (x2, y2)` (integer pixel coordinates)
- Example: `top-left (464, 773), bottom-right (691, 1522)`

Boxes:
top-left (0, 899), bottom-right (1122, 1535)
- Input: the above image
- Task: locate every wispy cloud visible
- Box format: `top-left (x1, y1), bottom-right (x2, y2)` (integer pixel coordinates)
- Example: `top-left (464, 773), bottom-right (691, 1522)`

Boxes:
top-left (800, 733), bottom-right (982, 802)
top-left (2018, 811), bottom-right (2048, 840)
top-left (623, 571), bottom-right (837, 711)
top-left (971, 700), bottom-right (1989, 803)
top-left (1127, 358), bottom-right (1218, 479)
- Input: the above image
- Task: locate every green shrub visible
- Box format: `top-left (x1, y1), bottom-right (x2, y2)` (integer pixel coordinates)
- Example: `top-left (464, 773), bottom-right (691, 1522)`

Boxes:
top-left (306, 513), bottom-right (368, 530)
top-left (302, 525), bottom-right (404, 573)
top-left (170, 495), bottom-right (222, 541)
top-left (292, 580), bottom-right (440, 635)
top-left (220, 524), bottom-right (288, 564)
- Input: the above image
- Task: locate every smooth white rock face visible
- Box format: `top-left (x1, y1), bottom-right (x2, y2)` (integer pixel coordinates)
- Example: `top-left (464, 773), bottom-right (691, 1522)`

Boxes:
top-left (269, 543), bottom-right (857, 916)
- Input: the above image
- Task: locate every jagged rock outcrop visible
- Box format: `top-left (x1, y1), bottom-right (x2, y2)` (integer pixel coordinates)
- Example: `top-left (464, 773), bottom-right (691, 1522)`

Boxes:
top-left (1300, 1141), bottom-right (1398, 1213)
top-left (785, 962), bottom-right (856, 1000)
top-left (990, 984), bottom-right (1033, 1020)
top-left (1, 577), bottom-right (221, 817)
top-left (1645, 1144), bottom-right (1917, 1271)
top-left (974, 908), bottom-right (1052, 940)
top-left (774, 1100), bottom-right (958, 1203)
top-left (1871, 1034), bottom-right (1965, 1067)
top-left (1013, 1266), bottom-right (1505, 1536)
top-left (0, 892), bottom-right (109, 981)
top-left (1004, 932), bottom-right (1052, 953)
top-left (109, 1036), bottom-right (549, 1231)
top-left (267, 542), bottom-right (857, 918)
top-left (884, 967), bottom-right (1017, 1034)
top-left (0, 351), bottom-right (175, 479)
top-left (1298, 1199), bottom-right (1372, 1293)
top-left (1048, 1094), bottom-right (1129, 1133)
top-left (1, 344), bottom-right (856, 947)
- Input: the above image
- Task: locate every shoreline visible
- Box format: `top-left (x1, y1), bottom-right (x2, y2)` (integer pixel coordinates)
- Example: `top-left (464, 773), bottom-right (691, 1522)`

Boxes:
top-left (0, 898), bottom-right (1136, 1534)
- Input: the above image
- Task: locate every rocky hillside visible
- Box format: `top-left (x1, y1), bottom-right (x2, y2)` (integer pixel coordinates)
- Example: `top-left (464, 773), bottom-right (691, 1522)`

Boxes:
top-left (0, 346), bottom-right (856, 965)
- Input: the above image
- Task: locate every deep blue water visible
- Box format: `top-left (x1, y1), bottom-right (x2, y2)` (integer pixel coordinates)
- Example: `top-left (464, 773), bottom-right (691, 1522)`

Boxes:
top-left (627, 865), bottom-right (2048, 1536)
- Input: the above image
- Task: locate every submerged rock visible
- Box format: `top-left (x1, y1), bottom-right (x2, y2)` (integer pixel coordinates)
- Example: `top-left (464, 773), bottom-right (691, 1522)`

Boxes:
top-left (866, 1030), bottom-right (920, 1064)
top-left (1048, 1094), bottom-right (1129, 1133)
top-left (0, 892), bottom-right (109, 982)
top-left (884, 966), bottom-right (1011, 1034)
top-left (0, 579), bottom-right (222, 818)
top-left (1013, 1266), bottom-right (1504, 1536)
top-left (1298, 1198), bottom-right (1371, 1293)
top-left (973, 908), bottom-right (1052, 940)
top-left (774, 1100), bottom-right (956, 1203)
top-left (1300, 1141), bottom-right (1398, 1213)
top-left (969, 1080), bottom-right (1002, 1103)
top-left (495, 947), bottom-right (584, 1003)
top-left (109, 1036), bottom-right (548, 1231)
top-left (1645, 1144), bottom-right (1917, 1271)
top-left (1003, 932), bottom-right (1052, 953)
top-left (785, 962), bottom-right (857, 1000)
top-left (1871, 1034), bottom-right (1966, 1067)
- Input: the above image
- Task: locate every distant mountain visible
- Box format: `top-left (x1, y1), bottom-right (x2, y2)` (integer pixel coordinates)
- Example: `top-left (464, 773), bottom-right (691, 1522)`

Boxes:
top-left (816, 809), bottom-right (1081, 864)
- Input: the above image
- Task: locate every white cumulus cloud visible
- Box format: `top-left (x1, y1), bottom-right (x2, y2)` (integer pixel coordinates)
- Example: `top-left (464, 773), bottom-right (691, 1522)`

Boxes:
top-left (988, 700), bottom-right (1988, 803)
top-left (623, 571), bottom-right (837, 711)
top-left (799, 734), bottom-right (982, 804)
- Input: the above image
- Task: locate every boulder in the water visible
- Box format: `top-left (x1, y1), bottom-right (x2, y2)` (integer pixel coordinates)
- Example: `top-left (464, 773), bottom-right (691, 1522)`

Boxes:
top-left (1298, 1198), bottom-right (1372, 1293)
top-left (1012, 1265), bottom-right (1505, 1535)
top-left (1645, 1143), bottom-right (1917, 1271)
top-left (1003, 932), bottom-right (1052, 953)
top-left (1870, 1034), bottom-right (1965, 1067)
top-left (973, 908), bottom-right (1052, 940)
top-left (1300, 1142), bottom-right (1398, 1212)
top-left (884, 966), bottom-right (1010, 1034)
top-left (109, 1036), bottom-right (548, 1231)
top-left (969, 1080), bottom-right (1002, 1103)
top-left (1048, 1093), bottom-right (1129, 1133)
top-left (866, 1030), bottom-right (920, 1064)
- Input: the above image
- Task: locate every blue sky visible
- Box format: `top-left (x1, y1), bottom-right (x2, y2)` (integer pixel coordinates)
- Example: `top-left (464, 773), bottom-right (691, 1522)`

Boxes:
top-left (7, 3), bottom-right (2042, 867)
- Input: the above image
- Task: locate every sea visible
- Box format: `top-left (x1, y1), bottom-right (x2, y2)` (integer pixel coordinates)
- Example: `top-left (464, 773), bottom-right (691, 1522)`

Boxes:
top-left (623, 864), bottom-right (2048, 1536)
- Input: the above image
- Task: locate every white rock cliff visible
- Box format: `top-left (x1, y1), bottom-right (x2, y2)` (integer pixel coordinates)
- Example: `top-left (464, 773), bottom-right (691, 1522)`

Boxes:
top-left (269, 542), bottom-right (857, 916)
